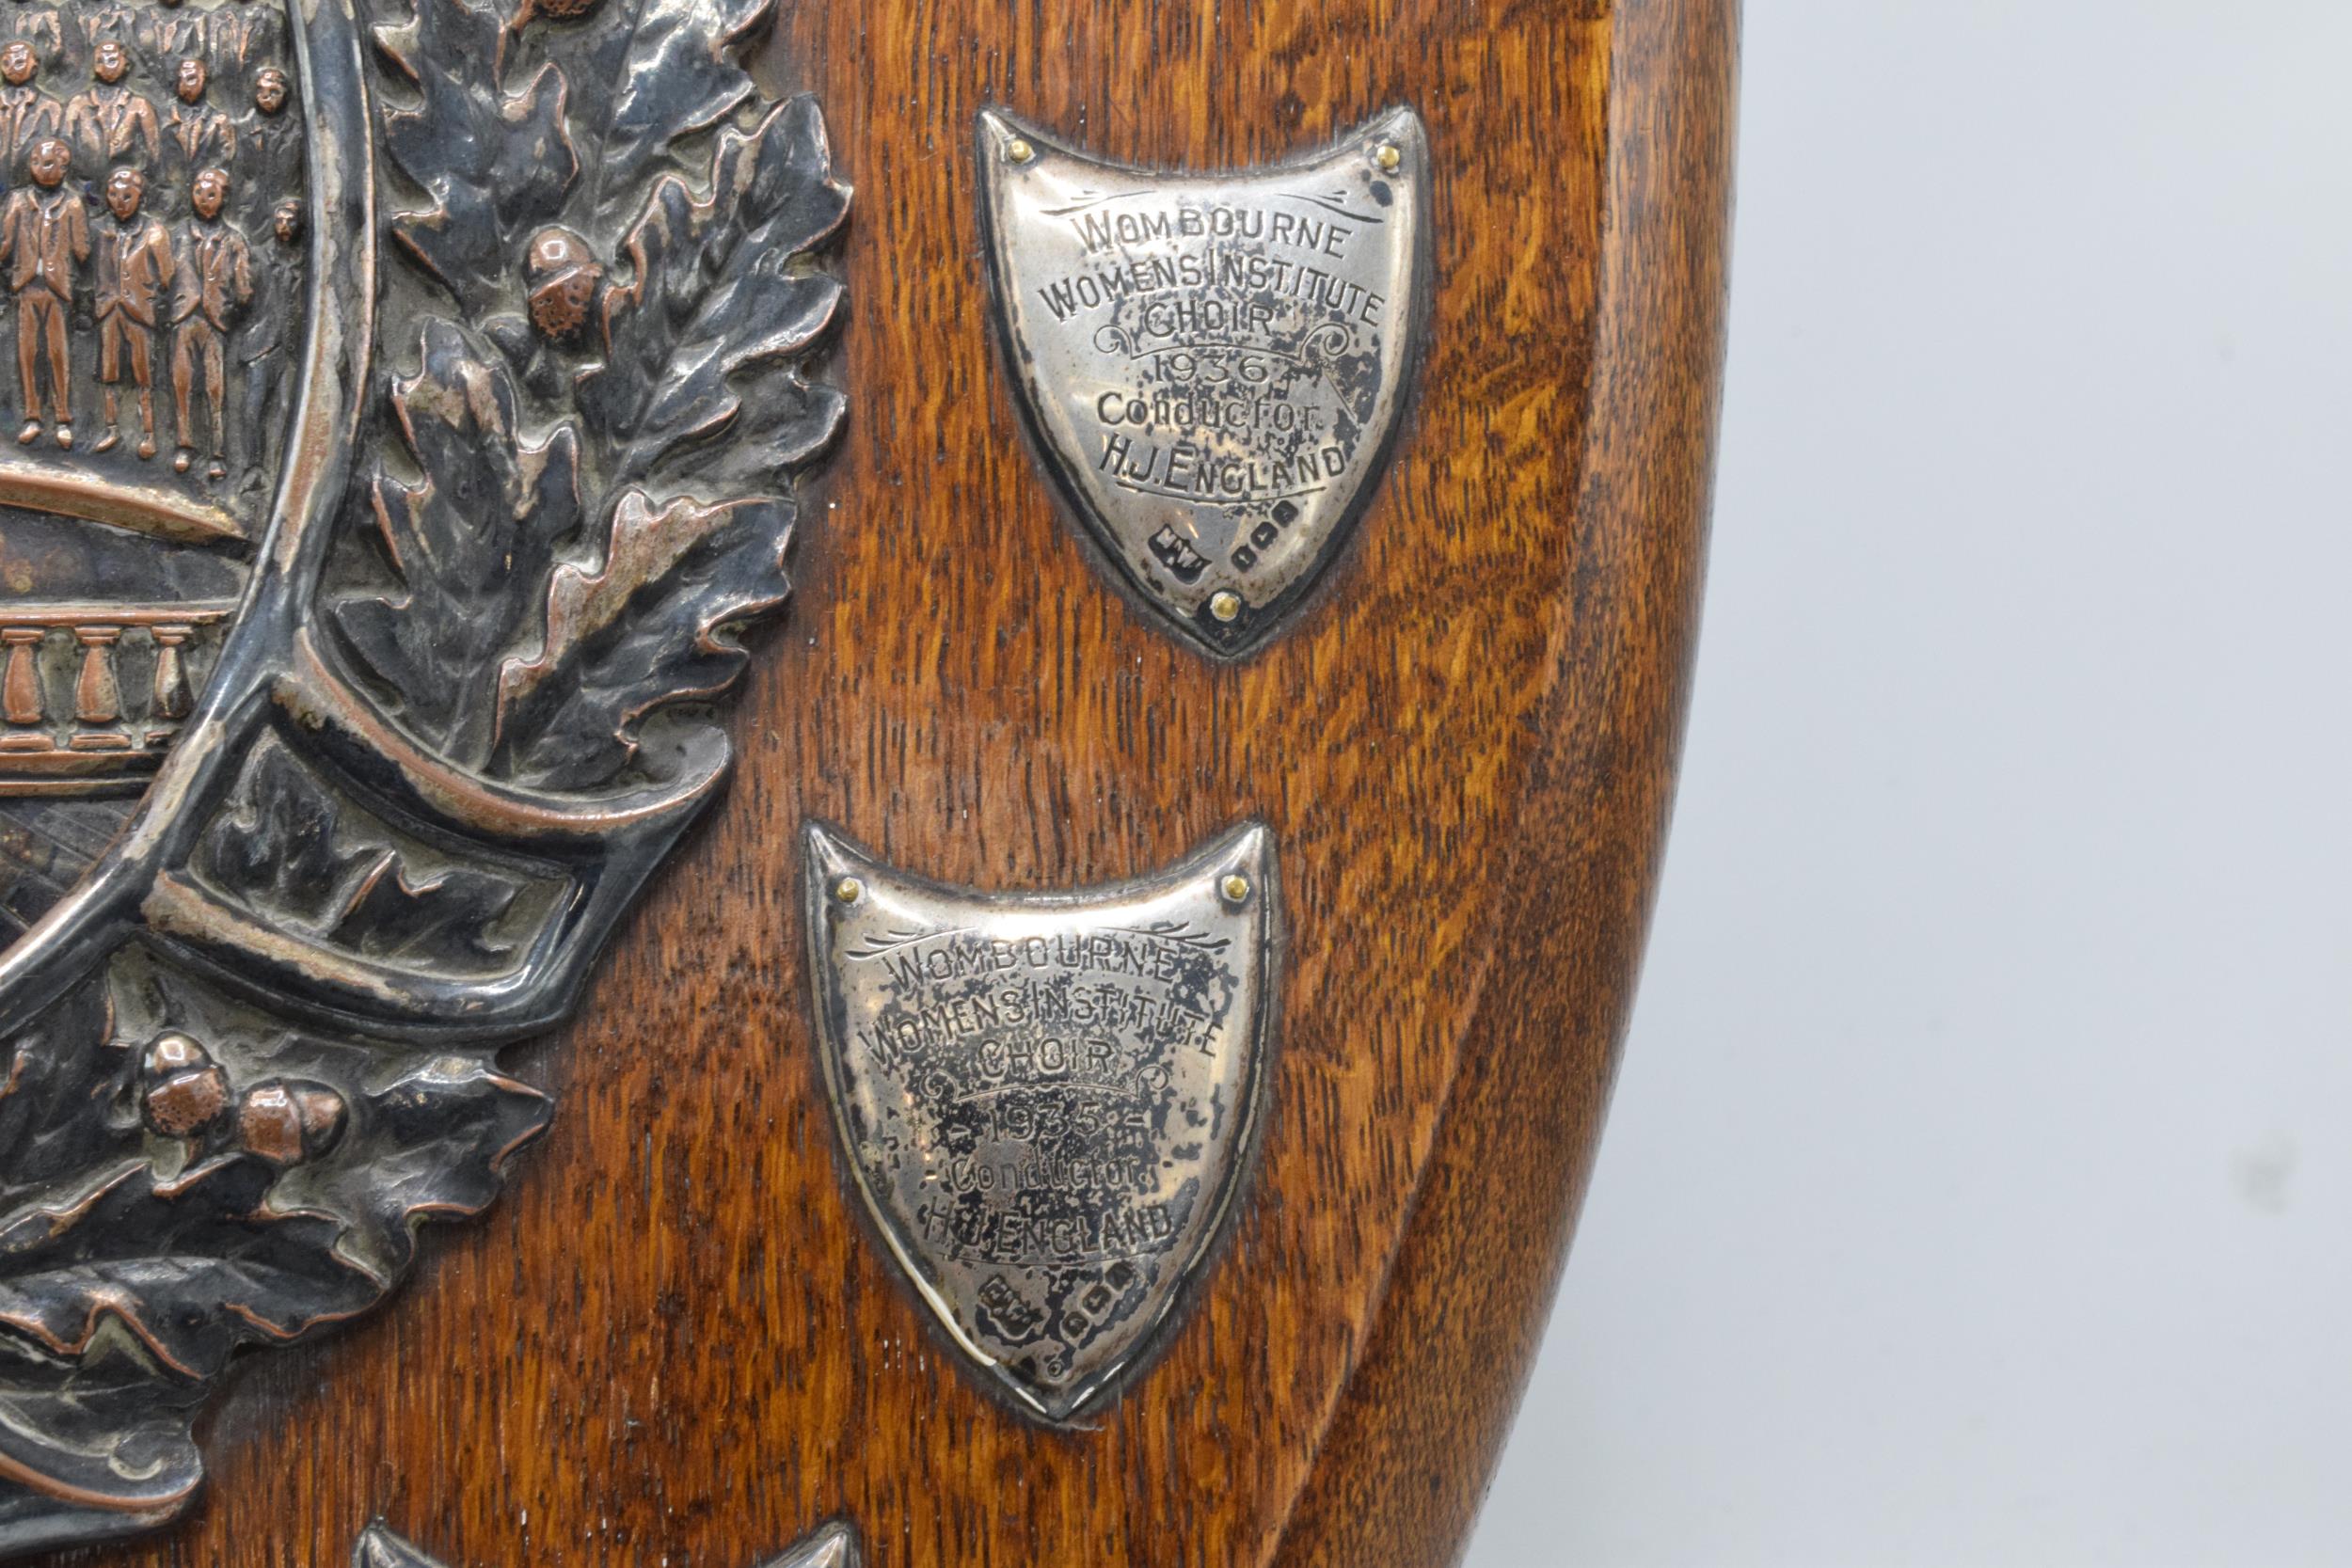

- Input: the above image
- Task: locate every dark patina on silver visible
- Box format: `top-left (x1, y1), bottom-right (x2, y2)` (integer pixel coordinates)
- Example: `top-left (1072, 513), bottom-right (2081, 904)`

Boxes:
top-left (804, 823), bottom-right (1278, 1424)
top-left (357, 1518), bottom-right (861, 1568)
top-left (977, 107), bottom-right (1431, 657)
top-left (0, 0), bottom-right (848, 1553)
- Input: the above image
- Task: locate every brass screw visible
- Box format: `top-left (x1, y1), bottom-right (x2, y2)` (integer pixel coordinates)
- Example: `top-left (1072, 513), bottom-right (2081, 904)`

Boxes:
top-left (833, 877), bottom-right (864, 906)
top-left (1375, 142), bottom-right (1403, 172)
top-left (1210, 591), bottom-right (1243, 624)
top-left (1007, 137), bottom-right (1035, 165)
top-left (1220, 873), bottom-right (1252, 905)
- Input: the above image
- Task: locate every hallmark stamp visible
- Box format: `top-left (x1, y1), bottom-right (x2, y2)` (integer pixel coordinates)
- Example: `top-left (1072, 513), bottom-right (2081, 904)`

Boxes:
top-left (804, 823), bottom-right (1278, 1423)
top-left (978, 107), bottom-right (1430, 657)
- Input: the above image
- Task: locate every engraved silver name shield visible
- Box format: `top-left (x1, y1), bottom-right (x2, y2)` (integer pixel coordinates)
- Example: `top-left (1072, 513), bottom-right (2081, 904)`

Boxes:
top-left (803, 824), bottom-right (1277, 1423)
top-left (978, 108), bottom-right (1430, 657)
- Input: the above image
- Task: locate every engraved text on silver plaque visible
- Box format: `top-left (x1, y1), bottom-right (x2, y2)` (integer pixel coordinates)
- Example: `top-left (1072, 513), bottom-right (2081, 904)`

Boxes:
top-left (803, 823), bottom-right (1277, 1423)
top-left (978, 108), bottom-right (1430, 657)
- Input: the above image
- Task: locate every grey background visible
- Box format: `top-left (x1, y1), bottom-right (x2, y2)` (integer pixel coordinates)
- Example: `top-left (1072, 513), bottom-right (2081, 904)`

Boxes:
top-left (1466, 3), bottom-right (2352, 1564)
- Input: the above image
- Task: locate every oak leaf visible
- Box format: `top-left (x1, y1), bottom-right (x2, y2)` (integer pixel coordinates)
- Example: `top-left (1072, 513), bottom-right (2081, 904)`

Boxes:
top-left (376, 0), bottom-right (579, 313)
top-left (333, 321), bottom-right (585, 770)
top-left (574, 0), bottom-right (776, 209)
top-left (578, 93), bottom-right (849, 494)
top-left (0, 976), bottom-right (548, 1402)
top-left (494, 490), bottom-right (794, 792)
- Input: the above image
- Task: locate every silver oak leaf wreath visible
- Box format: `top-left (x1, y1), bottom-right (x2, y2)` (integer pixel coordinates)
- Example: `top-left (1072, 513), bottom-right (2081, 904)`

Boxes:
top-left (0, 0), bottom-right (846, 1554)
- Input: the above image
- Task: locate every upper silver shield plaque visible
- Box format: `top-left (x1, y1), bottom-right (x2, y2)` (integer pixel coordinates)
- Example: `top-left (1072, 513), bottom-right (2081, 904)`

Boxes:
top-left (803, 823), bottom-right (1277, 1424)
top-left (978, 108), bottom-right (1431, 657)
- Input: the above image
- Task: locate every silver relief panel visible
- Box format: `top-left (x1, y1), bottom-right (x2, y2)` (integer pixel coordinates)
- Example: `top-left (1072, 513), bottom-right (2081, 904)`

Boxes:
top-left (978, 107), bottom-right (1431, 657)
top-left (803, 823), bottom-right (1278, 1424)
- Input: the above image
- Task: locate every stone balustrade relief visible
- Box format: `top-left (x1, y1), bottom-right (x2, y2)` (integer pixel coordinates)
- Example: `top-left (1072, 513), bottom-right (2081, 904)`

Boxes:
top-left (0, 599), bottom-right (228, 789)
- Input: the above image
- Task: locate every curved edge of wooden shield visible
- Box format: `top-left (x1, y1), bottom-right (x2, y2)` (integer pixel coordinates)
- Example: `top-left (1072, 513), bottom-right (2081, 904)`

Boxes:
top-left (1268, 3), bottom-right (1738, 1560)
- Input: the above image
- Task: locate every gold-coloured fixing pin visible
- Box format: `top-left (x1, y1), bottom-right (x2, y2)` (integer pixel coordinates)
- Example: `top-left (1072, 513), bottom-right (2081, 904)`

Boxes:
top-left (1007, 137), bottom-right (1036, 165)
top-left (1220, 873), bottom-right (1252, 905)
top-left (1209, 591), bottom-right (1243, 623)
top-left (1375, 142), bottom-right (1404, 172)
top-left (834, 877), bottom-right (865, 906)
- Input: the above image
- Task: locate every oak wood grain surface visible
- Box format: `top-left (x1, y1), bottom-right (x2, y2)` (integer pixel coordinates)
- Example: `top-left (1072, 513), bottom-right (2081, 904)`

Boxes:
top-left (52, 0), bottom-right (1732, 1562)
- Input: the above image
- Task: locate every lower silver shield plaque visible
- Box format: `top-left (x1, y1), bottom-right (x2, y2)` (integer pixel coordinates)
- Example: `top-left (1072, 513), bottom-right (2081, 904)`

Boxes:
top-left (803, 824), bottom-right (1278, 1423)
top-left (978, 107), bottom-right (1431, 657)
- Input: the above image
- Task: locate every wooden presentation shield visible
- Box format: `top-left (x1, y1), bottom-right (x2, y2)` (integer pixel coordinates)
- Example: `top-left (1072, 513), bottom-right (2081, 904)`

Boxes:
top-left (0, 0), bottom-right (1731, 1563)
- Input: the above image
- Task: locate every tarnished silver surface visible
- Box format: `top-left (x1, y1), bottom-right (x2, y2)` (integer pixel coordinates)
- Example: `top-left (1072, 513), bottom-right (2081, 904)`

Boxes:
top-left (978, 107), bottom-right (1430, 657)
top-left (357, 1519), bottom-right (860, 1568)
top-left (0, 0), bottom-right (850, 1552)
top-left (804, 823), bottom-right (1278, 1424)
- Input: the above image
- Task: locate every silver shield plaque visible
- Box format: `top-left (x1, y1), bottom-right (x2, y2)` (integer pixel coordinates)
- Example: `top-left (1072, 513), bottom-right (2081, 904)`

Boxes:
top-left (977, 107), bottom-right (1430, 657)
top-left (803, 823), bottom-right (1278, 1423)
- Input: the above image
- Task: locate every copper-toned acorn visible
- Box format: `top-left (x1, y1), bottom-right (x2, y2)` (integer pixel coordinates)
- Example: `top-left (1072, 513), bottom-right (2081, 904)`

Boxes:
top-left (238, 1081), bottom-right (348, 1166)
top-left (141, 1032), bottom-right (230, 1139)
top-left (145, 1032), bottom-right (208, 1077)
top-left (524, 226), bottom-right (602, 342)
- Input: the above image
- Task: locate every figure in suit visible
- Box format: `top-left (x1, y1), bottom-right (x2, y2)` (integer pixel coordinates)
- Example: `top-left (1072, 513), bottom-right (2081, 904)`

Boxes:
top-left (162, 57), bottom-right (232, 174)
top-left (240, 65), bottom-right (296, 193)
top-left (245, 0), bottom-right (284, 68)
top-left (0, 136), bottom-right (87, 446)
top-left (0, 39), bottom-right (42, 429)
top-left (72, 2), bottom-right (135, 63)
top-left (139, 0), bottom-right (206, 71)
top-left (208, 0), bottom-right (281, 71)
top-left (171, 166), bottom-right (250, 478)
top-left (63, 41), bottom-right (160, 171)
top-left (6, 1), bottom-right (61, 63)
top-left (0, 42), bottom-right (59, 169)
top-left (93, 166), bottom-right (172, 458)
top-left (235, 196), bottom-right (298, 477)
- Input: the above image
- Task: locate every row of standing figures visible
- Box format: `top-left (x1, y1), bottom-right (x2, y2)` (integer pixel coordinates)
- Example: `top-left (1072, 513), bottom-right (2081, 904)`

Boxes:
top-left (2, 145), bottom-right (299, 479)
top-left (3, 0), bottom-right (284, 81)
top-left (0, 40), bottom-right (298, 209)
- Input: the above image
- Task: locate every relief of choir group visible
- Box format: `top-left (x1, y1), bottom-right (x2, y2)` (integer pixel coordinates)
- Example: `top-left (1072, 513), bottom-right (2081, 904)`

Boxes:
top-left (0, 10), bottom-right (300, 482)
